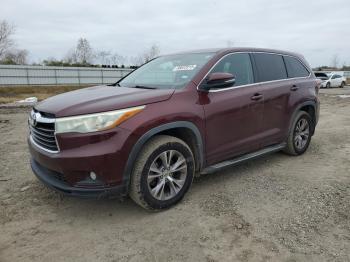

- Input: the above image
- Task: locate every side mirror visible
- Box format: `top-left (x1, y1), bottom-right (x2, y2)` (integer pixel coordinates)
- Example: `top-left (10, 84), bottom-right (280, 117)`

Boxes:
top-left (199, 72), bottom-right (235, 91)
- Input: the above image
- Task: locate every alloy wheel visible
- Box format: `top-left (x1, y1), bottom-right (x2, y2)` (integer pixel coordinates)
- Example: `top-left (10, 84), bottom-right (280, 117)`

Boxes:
top-left (294, 118), bottom-right (310, 150)
top-left (147, 150), bottom-right (187, 201)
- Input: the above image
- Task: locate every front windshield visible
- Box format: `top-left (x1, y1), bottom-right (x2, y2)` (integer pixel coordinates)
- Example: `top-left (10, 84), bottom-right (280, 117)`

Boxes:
top-left (118, 52), bottom-right (215, 89)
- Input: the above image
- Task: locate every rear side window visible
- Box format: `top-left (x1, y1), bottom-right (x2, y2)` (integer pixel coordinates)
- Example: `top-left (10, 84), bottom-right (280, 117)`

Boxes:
top-left (211, 53), bottom-right (254, 87)
top-left (284, 56), bottom-right (310, 78)
top-left (253, 53), bottom-right (287, 82)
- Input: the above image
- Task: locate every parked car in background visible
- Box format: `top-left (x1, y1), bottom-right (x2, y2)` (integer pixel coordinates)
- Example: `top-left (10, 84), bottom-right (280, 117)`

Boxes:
top-left (314, 72), bottom-right (329, 81)
top-left (28, 48), bottom-right (320, 210)
top-left (315, 72), bottom-right (346, 88)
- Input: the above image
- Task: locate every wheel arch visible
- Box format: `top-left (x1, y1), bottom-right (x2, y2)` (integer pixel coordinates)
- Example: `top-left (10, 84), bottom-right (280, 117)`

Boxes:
top-left (289, 101), bottom-right (317, 136)
top-left (122, 121), bottom-right (205, 191)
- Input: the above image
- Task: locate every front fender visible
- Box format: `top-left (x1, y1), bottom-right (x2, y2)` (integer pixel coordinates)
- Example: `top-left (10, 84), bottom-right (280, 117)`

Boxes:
top-left (122, 121), bottom-right (204, 192)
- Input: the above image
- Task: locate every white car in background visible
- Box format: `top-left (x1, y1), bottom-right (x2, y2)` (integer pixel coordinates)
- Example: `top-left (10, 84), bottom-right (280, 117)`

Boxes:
top-left (315, 72), bottom-right (347, 88)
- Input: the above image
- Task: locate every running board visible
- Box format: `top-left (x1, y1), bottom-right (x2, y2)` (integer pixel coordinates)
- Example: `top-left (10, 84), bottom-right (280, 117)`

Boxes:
top-left (201, 143), bottom-right (286, 175)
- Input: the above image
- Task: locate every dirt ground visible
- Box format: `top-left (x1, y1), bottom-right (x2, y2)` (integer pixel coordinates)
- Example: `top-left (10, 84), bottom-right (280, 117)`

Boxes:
top-left (0, 87), bottom-right (349, 262)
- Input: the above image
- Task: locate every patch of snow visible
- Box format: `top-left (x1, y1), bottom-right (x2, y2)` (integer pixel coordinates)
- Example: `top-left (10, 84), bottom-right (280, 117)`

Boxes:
top-left (337, 95), bottom-right (350, 98)
top-left (16, 97), bottom-right (38, 103)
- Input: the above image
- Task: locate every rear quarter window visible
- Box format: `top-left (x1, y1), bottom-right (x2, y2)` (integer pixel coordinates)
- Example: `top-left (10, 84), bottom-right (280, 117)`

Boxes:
top-left (284, 56), bottom-right (310, 78)
top-left (253, 53), bottom-right (287, 82)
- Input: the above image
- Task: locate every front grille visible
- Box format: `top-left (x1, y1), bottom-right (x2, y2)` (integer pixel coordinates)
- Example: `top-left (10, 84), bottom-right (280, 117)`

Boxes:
top-left (29, 110), bottom-right (59, 152)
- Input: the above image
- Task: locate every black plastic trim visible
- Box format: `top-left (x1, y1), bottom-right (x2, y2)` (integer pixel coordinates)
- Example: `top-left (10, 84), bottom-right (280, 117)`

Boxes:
top-left (288, 100), bottom-right (318, 136)
top-left (201, 143), bottom-right (286, 174)
top-left (31, 158), bottom-right (127, 198)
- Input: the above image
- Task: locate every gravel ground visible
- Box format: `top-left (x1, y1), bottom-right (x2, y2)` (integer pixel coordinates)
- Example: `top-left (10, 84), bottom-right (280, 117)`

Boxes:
top-left (0, 87), bottom-right (349, 262)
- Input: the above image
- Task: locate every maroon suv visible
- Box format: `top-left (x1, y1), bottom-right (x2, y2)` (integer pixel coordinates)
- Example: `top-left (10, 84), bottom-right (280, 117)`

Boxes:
top-left (28, 48), bottom-right (320, 209)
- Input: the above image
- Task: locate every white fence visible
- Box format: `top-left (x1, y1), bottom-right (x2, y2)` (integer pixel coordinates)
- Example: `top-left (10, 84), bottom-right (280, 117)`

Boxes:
top-left (1, 65), bottom-right (349, 86)
top-left (0, 65), bottom-right (133, 86)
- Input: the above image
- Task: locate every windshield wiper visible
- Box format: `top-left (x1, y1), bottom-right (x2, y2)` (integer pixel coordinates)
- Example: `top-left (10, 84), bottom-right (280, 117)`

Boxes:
top-left (131, 85), bottom-right (157, 90)
top-left (108, 82), bottom-right (120, 86)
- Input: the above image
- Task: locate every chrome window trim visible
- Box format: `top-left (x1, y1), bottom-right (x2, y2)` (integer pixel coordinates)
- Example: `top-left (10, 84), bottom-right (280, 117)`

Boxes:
top-left (196, 51), bottom-right (312, 93)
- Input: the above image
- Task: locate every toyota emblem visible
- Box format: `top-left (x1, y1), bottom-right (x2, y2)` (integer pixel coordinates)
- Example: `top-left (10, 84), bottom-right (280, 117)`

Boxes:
top-left (30, 112), bottom-right (40, 127)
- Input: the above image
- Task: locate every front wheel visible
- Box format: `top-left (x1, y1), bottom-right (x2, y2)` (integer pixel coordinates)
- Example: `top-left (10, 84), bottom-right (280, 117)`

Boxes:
top-left (340, 81), bottom-right (345, 88)
top-left (129, 135), bottom-right (195, 210)
top-left (283, 111), bottom-right (313, 156)
top-left (326, 82), bottom-right (331, 88)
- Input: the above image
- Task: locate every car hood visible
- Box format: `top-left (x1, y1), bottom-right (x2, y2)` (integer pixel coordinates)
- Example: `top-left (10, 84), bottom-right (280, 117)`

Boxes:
top-left (35, 85), bottom-right (175, 117)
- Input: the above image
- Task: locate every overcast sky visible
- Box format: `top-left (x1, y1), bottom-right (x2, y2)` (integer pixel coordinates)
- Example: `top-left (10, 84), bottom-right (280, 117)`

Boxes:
top-left (1, 0), bottom-right (349, 67)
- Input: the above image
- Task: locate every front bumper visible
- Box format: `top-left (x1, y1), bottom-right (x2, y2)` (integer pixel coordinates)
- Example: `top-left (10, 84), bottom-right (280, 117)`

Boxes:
top-left (31, 158), bottom-right (127, 198)
top-left (320, 82), bottom-right (328, 88)
top-left (28, 125), bottom-right (138, 198)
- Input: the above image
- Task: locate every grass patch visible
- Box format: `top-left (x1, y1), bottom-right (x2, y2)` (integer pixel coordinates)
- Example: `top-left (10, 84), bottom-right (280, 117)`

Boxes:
top-left (0, 85), bottom-right (93, 104)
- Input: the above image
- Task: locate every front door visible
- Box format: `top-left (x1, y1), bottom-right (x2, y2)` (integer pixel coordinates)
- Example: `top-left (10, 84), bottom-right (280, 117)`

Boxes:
top-left (202, 53), bottom-right (264, 165)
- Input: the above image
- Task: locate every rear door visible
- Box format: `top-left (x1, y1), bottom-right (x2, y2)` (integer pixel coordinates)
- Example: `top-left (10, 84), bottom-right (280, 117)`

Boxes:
top-left (251, 53), bottom-right (293, 147)
top-left (252, 53), bottom-right (311, 148)
top-left (203, 53), bottom-right (264, 165)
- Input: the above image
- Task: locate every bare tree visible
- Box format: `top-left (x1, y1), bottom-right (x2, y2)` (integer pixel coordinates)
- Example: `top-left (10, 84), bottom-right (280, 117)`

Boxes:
top-left (142, 44), bottom-right (160, 63)
top-left (110, 53), bottom-right (126, 65)
top-left (75, 38), bottom-right (94, 64)
top-left (130, 44), bottom-right (161, 66)
top-left (63, 48), bottom-right (77, 64)
top-left (63, 38), bottom-right (95, 65)
top-left (96, 50), bottom-right (111, 65)
top-left (2, 49), bottom-right (28, 64)
top-left (331, 54), bottom-right (339, 68)
top-left (95, 51), bottom-right (128, 66)
top-left (0, 20), bottom-right (15, 58)
top-left (13, 49), bottom-right (28, 64)
top-left (129, 55), bottom-right (144, 66)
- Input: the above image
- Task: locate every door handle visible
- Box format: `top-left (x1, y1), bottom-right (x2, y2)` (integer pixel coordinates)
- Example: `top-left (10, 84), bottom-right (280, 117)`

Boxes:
top-left (251, 93), bottom-right (263, 101)
top-left (291, 85), bottom-right (299, 91)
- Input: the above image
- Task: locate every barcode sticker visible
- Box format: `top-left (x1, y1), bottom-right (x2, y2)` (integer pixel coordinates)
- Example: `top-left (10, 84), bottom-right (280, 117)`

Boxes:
top-left (173, 65), bottom-right (197, 71)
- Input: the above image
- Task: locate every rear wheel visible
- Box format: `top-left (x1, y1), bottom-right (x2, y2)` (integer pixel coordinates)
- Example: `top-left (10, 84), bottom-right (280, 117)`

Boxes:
top-left (340, 81), bottom-right (345, 88)
top-left (129, 135), bottom-right (195, 210)
top-left (283, 111), bottom-right (313, 156)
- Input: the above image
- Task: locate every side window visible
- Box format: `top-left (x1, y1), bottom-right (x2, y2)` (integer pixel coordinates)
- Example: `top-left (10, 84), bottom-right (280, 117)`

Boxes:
top-left (253, 53), bottom-right (287, 82)
top-left (331, 75), bottom-right (337, 79)
top-left (211, 53), bottom-right (254, 87)
top-left (284, 56), bottom-right (310, 78)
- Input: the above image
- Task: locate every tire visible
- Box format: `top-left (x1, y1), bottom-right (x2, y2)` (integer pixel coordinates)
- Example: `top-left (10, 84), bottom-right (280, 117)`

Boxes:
top-left (326, 82), bottom-right (331, 89)
top-left (129, 135), bottom-right (195, 210)
top-left (340, 81), bottom-right (345, 88)
top-left (283, 111), bottom-right (313, 156)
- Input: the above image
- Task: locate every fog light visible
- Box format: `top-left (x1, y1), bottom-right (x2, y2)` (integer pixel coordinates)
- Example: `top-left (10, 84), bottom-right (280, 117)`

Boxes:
top-left (90, 172), bottom-right (97, 180)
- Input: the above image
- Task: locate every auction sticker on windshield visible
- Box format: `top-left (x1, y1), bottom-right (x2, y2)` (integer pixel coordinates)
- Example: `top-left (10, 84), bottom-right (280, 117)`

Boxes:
top-left (173, 65), bottom-right (197, 71)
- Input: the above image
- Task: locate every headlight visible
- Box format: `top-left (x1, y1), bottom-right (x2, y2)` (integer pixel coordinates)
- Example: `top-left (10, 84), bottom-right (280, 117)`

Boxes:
top-left (55, 106), bottom-right (145, 134)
